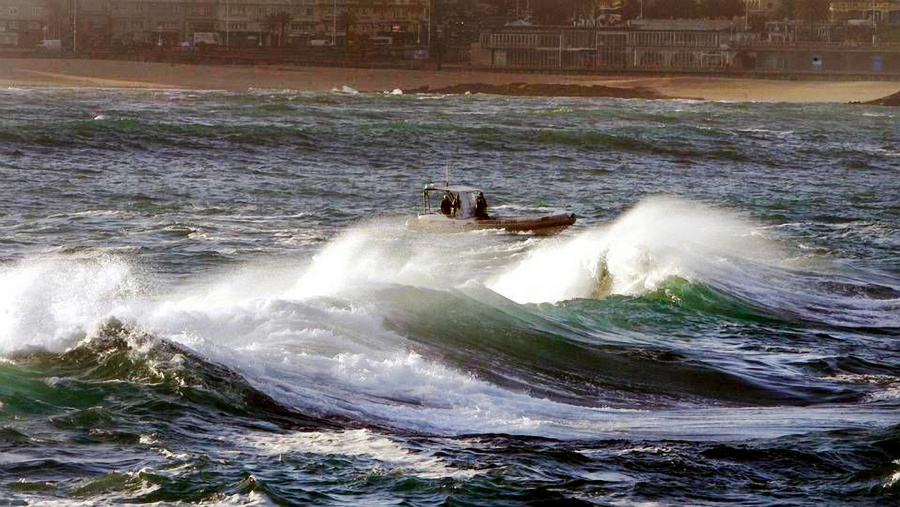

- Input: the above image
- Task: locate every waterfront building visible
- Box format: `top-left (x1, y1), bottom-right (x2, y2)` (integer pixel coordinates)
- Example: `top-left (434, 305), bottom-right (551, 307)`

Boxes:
top-left (830, 1), bottom-right (900, 25)
top-left (474, 13), bottom-right (900, 75)
top-left (8, 0), bottom-right (429, 50)
top-left (747, 0), bottom-right (782, 18)
top-left (0, 0), bottom-right (48, 46)
top-left (476, 20), bottom-right (745, 71)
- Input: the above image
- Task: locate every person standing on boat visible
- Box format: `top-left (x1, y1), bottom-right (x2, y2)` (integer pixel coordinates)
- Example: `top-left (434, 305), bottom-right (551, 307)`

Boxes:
top-left (474, 191), bottom-right (489, 220)
top-left (440, 194), bottom-right (454, 216)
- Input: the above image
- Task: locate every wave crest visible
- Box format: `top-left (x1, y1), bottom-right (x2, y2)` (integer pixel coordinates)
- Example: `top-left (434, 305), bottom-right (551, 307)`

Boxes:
top-left (489, 196), bottom-right (774, 304)
top-left (0, 255), bottom-right (143, 353)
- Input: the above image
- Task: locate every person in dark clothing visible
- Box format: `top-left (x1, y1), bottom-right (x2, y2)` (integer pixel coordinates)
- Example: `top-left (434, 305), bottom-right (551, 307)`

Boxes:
top-left (474, 191), bottom-right (489, 219)
top-left (440, 194), bottom-right (454, 216)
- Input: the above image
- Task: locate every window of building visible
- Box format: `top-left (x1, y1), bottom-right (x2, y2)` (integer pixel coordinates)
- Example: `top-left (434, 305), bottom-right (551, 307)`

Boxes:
top-left (32, 6), bottom-right (45, 16)
top-left (8, 7), bottom-right (18, 15)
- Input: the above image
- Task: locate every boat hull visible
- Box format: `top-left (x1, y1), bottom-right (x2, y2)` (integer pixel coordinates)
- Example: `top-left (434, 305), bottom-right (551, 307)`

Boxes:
top-left (408, 211), bottom-right (576, 235)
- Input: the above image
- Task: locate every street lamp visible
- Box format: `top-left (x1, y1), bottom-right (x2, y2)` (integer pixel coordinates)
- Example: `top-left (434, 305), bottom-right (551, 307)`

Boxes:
top-left (745, 0), bottom-right (750, 31)
top-left (872, 0), bottom-right (877, 45)
top-left (72, 0), bottom-right (77, 54)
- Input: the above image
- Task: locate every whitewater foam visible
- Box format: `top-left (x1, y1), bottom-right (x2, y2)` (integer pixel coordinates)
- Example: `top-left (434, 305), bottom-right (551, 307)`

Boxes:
top-left (282, 221), bottom-right (507, 299)
top-left (0, 256), bottom-right (143, 353)
top-left (489, 196), bottom-right (776, 304)
top-left (118, 279), bottom-right (637, 437)
top-left (331, 86), bottom-right (359, 95)
top-left (233, 428), bottom-right (478, 479)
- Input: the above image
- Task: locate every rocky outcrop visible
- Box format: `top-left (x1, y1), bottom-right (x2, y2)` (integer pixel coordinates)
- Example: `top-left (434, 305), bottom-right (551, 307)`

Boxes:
top-left (861, 89), bottom-right (900, 106)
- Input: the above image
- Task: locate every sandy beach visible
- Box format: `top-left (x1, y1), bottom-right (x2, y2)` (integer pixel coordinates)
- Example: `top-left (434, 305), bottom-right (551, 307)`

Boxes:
top-left (1, 58), bottom-right (898, 102)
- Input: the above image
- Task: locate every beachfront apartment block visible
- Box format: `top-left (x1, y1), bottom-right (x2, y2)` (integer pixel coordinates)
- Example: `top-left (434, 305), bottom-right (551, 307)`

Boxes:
top-left (746, 0), bottom-right (781, 16)
top-left (830, 1), bottom-right (900, 24)
top-left (0, 0), bottom-right (49, 46)
top-left (5, 1), bottom-right (900, 51)
top-left (0, 0), bottom-right (431, 49)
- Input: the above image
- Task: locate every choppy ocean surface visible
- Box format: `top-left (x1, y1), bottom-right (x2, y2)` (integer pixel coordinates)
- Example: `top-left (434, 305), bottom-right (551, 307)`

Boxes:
top-left (1, 86), bottom-right (899, 505)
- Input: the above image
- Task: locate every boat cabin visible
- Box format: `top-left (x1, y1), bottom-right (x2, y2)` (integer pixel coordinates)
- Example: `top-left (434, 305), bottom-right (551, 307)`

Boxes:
top-left (421, 183), bottom-right (489, 219)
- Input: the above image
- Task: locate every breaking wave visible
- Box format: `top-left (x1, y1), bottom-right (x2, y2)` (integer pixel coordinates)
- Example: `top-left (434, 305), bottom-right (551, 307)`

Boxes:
top-left (3, 196), bottom-right (898, 443)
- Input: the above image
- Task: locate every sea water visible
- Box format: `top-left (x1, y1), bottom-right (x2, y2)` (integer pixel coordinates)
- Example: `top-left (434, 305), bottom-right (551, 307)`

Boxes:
top-left (0, 87), bottom-right (898, 504)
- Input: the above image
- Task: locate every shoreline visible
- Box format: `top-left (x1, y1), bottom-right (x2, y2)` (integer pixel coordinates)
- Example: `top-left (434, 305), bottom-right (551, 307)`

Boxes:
top-left (1, 58), bottom-right (898, 103)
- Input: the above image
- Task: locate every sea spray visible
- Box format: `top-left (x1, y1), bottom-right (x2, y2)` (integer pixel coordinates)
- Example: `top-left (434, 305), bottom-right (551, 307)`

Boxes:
top-left (284, 219), bottom-right (527, 300)
top-left (489, 196), bottom-right (779, 304)
top-left (0, 255), bottom-right (142, 353)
